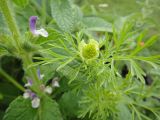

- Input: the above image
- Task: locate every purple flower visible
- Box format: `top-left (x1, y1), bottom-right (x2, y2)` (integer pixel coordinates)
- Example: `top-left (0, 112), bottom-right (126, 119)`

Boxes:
top-left (37, 68), bottom-right (44, 80)
top-left (31, 97), bottom-right (40, 108)
top-left (23, 89), bottom-right (32, 99)
top-left (24, 78), bottom-right (33, 87)
top-left (52, 77), bottom-right (60, 87)
top-left (29, 16), bottom-right (37, 33)
top-left (44, 86), bottom-right (53, 94)
top-left (30, 92), bottom-right (37, 99)
top-left (23, 90), bottom-right (36, 99)
top-left (23, 90), bottom-right (40, 109)
top-left (29, 16), bottom-right (48, 37)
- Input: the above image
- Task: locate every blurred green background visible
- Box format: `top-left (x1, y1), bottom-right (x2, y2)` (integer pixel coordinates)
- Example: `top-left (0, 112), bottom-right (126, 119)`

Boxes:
top-left (0, 0), bottom-right (160, 119)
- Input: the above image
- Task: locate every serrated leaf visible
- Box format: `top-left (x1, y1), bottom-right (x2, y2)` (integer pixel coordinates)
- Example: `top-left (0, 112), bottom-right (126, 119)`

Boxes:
top-left (59, 91), bottom-right (79, 118)
top-left (71, 5), bottom-right (83, 31)
top-left (50, 0), bottom-right (74, 32)
top-left (3, 96), bottom-right (63, 120)
top-left (82, 17), bottom-right (112, 32)
top-left (39, 96), bottom-right (63, 120)
top-left (3, 96), bottom-right (37, 120)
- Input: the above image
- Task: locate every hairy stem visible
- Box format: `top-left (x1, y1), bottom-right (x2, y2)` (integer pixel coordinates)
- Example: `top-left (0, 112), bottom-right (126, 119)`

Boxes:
top-left (22, 54), bottom-right (41, 92)
top-left (0, 0), bottom-right (41, 94)
top-left (0, 0), bottom-right (21, 50)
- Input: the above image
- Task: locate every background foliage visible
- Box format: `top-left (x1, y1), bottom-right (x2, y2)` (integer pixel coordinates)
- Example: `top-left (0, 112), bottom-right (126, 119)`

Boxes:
top-left (0, 0), bottom-right (160, 120)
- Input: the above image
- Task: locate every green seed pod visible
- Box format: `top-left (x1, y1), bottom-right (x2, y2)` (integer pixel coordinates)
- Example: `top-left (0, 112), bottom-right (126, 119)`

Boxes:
top-left (79, 39), bottom-right (99, 60)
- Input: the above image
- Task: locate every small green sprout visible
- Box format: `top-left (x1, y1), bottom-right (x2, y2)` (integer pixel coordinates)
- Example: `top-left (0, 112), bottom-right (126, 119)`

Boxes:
top-left (79, 39), bottom-right (99, 60)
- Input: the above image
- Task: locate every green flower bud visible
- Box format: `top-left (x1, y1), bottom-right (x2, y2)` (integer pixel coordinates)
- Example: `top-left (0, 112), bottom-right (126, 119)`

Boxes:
top-left (79, 39), bottom-right (99, 60)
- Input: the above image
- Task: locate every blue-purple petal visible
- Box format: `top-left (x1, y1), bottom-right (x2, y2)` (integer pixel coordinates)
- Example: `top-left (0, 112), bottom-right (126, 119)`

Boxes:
top-left (29, 16), bottom-right (38, 33)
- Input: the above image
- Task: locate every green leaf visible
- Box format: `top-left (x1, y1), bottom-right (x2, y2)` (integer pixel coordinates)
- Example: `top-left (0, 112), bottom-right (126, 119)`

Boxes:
top-left (13, 0), bottom-right (29, 8)
top-left (130, 60), bottom-right (146, 84)
top-left (82, 17), bottom-right (112, 32)
top-left (71, 5), bottom-right (83, 31)
top-left (35, 29), bottom-right (63, 45)
top-left (131, 35), bottom-right (158, 55)
top-left (59, 91), bottom-right (79, 119)
top-left (57, 65), bottom-right (83, 84)
top-left (3, 96), bottom-right (63, 120)
top-left (117, 103), bottom-right (132, 120)
top-left (39, 96), bottom-right (63, 120)
top-left (57, 57), bottom-right (75, 71)
top-left (0, 82), bottom-right (20, 105)
top-left (3, 96), bottom-right (37, 120)
top-left (50, 0), bottom-right (74, 32)
top-left (40, 64), bottom-right (57, 84)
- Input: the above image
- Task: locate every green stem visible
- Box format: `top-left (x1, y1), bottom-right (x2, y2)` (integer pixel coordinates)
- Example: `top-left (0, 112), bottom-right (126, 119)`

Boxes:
top-left (0, 0), bottom-right (41, 94)
top-left (0, 68), bottom-right (25, 92)
top-left (22, 54), bottom-right (41, 92)
top-left (0, 0), bottom-right (21, 50)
